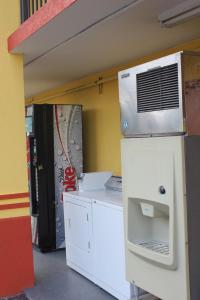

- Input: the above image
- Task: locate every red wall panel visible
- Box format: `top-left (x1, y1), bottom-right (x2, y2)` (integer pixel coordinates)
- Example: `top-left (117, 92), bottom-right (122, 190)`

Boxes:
top-left (0, 216), bottom-right (34, 297)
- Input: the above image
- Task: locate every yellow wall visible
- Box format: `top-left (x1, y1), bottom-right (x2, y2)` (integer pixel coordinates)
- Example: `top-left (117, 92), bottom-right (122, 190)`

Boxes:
top-left (0, 1), bottom-right (29, 217)
top-left (28, 78), bottom-right (122, 175)
top-left (27, 38), bottom-right (200, 176)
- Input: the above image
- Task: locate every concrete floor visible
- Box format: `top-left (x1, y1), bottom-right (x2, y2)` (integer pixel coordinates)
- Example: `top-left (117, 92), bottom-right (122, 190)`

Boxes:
top-left (0, 294), bottom-right (29, 300)
top-left (25, 248), bottom-right (116, 300)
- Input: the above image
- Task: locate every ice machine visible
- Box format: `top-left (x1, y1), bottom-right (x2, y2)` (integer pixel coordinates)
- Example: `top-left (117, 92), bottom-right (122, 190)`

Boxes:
top-left (119, 52), bottom-right (200, 300)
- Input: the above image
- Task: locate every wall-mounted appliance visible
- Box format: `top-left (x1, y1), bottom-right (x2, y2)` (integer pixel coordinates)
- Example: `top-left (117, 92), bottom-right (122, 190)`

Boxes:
top-left (119, 52), bottom-right (200, 300)
top-left (119, 51), bottom-right (200, 137)
top-left (26, 104), bottom-right (83, 252)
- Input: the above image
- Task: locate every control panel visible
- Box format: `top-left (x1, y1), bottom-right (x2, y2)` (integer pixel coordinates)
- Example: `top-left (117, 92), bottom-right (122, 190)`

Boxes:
top-left (105, 176), bottom-right (122, 192)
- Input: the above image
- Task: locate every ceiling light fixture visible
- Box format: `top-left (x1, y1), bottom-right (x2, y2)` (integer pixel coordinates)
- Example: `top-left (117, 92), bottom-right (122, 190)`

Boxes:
top-left (159, 0), bottom-right (200, 27)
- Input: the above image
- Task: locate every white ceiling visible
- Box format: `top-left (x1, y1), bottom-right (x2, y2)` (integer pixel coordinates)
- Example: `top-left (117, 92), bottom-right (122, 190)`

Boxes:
top-left (13, 0), bottom-right (200, 98)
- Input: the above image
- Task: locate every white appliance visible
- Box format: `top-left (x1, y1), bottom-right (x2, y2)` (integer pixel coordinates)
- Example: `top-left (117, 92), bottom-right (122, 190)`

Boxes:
top-left (63, 175), bottom-right (145, 300)
top-left (78, 171), bottom-right (112, 191)
top-left (119, 52), bottom-right (200, 300)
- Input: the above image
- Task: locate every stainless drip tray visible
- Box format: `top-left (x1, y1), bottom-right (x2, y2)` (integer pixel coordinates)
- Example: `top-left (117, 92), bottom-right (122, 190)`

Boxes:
top-left (134, 240), bottom-right (169, 256)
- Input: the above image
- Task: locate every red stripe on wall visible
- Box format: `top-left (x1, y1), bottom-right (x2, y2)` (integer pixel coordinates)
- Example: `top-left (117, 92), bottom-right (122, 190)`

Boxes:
top-left (8, 0), bottom-right (78, 52)
top-left (0, 202), bottom-right (30, 211)
top-left (0, 192), bottom-right (29, 201)
top-left (0, 216), bottom-right (34, 296)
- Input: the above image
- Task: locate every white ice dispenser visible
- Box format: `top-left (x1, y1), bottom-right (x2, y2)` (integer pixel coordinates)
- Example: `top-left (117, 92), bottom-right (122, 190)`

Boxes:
top-left (119, 52), bottom-right (200, 300)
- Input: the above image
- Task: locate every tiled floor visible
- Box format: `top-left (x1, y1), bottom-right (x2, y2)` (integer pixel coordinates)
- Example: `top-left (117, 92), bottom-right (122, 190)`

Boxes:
top-left (25, 248), bottom-right (116, 300)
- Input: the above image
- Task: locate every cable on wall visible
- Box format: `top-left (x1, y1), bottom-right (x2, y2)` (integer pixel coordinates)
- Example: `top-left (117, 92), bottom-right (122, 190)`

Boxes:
top-left (29, 75), bottom-right (117, 104)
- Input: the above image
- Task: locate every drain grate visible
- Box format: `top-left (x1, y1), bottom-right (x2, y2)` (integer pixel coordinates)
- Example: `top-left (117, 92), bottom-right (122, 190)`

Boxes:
top-left (135, 240), bottom-right (169, 255)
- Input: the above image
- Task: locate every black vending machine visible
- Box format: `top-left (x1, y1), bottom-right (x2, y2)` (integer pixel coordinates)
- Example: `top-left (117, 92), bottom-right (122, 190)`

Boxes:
top-left (25, 104), bottom-right (83, 252)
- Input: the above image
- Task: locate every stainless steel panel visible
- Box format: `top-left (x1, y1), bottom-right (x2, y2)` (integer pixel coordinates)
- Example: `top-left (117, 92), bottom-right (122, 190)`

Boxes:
top-left (118, 52), bottom-right (184, 137)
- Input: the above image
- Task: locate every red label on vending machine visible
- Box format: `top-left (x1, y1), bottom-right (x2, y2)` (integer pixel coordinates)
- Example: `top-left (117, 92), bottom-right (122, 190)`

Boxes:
top-left (63, 167), bottom-right (76, 192)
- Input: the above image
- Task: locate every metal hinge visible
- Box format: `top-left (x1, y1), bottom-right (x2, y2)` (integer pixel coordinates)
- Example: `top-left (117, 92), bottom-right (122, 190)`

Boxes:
top-left (38, 164), bottom-right (44, 171)
top-left (88, 241), bottom-right (91, 249)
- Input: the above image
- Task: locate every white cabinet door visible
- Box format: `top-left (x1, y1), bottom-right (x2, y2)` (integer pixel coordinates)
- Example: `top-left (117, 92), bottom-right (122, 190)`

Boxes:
top-left (64, 199), bottom-right (93, 275)
top-left (65, 201), bottom-right (91, 252)
top-left (93, 201), bottom-right (130, 298)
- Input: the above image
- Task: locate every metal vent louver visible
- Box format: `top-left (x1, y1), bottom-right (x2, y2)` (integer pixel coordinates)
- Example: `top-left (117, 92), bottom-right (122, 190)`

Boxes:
top-left (137, 63), bottom-right (179, 113)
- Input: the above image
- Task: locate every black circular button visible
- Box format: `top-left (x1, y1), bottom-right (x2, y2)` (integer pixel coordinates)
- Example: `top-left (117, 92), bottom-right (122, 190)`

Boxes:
top-left (159, 186), bottom-right (166, 195)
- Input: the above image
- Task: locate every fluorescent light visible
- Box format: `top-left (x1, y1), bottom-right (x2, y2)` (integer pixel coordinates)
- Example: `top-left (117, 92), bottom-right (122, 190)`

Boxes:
top-left (159, 0), bottom-right (200, 27)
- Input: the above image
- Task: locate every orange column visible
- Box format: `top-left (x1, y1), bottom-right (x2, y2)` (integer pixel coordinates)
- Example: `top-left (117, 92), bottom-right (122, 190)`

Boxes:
top-left (0, 1), bottom-right (34, 296)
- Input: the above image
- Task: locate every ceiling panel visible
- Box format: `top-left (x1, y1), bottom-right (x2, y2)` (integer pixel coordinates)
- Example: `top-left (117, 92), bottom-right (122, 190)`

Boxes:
top-left (23, 0), bottom-right (200, 98)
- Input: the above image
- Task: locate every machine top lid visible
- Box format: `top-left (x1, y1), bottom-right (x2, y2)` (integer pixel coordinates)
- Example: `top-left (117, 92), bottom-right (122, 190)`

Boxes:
top-left (105, 176), bottom-right (122, 192)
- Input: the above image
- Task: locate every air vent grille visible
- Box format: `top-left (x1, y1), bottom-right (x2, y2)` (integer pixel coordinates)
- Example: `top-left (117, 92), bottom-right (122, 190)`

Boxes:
top-left (137, 63), bottom-right (179, 113)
